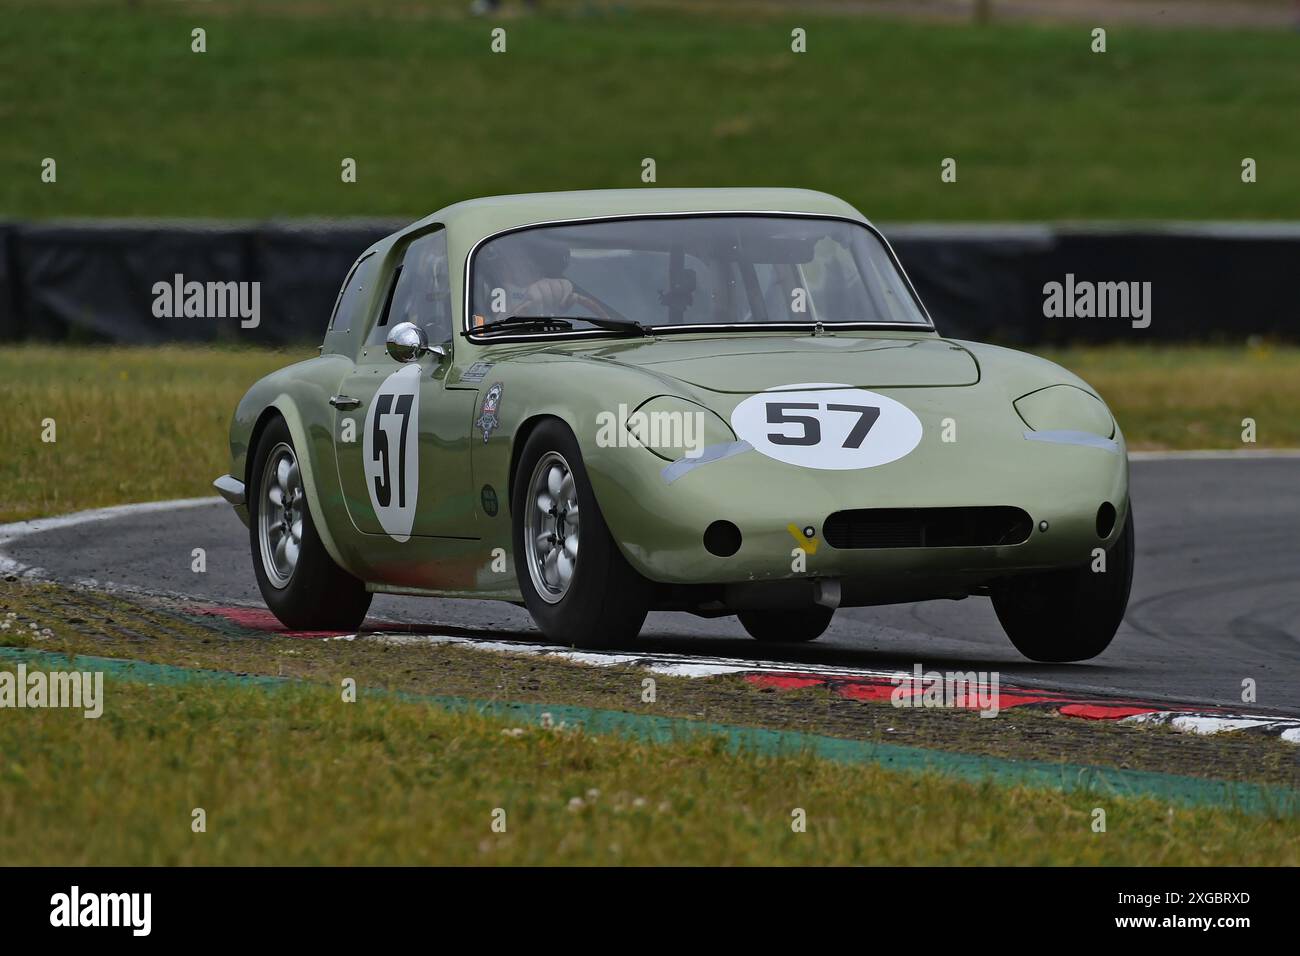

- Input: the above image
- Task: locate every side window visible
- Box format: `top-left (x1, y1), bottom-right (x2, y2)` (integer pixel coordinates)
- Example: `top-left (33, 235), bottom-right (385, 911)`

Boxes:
top-left (369, 228), bottom-right (452, 346)
top-left (330, 252), bottom-right (379, 332)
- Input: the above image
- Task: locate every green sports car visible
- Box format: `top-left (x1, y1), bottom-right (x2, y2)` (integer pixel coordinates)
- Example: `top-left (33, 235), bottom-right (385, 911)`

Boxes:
top-left (214, 188), bottom-right (1133, 662)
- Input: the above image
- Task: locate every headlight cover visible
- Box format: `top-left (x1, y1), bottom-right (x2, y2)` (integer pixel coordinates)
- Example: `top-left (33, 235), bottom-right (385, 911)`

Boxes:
top-left (623, 396), bottom-right (736, 462)
top-left (1014, 385), bottom-right (1115, 439)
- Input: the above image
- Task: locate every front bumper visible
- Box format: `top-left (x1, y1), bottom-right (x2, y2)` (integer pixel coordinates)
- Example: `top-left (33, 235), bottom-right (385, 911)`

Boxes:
top-left (585, 401), bottom-right (1129, 593)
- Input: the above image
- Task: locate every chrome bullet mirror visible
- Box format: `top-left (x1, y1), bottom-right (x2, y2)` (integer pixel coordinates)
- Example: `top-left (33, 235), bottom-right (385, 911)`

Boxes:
top-left (385, 321), bottom-right (429, 363)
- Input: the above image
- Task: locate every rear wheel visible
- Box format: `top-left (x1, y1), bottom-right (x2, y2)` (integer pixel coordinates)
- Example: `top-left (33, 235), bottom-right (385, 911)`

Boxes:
top-left (991, 504), bottom-right (1134, 662)
top-left (248, 416), bottom-right (371, 630)
top-left (513, 419), bottom-right (651, 648)
top-left (738, 606), bottom-right (834, 643)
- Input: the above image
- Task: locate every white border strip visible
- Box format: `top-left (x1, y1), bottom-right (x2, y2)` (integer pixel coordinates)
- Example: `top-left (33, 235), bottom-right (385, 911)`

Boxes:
top-left (1129, 449), bottom-right (1300, 461)
top-left (0, 497), bottom-right (220, 578)
top-left (5, 492), bottom-right (1300, 743)
top-left (333, 631), bottom-right (907, 680)
top-left (1123, 711), bottom-right (1300, 740)
top-left (346, 632), bottom-right (1300, 742)
top-left (0, 453), bottom-right (1293, 575)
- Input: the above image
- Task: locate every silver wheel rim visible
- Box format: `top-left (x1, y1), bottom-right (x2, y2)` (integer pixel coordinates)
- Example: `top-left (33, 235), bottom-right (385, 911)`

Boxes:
top-left (524, 451), bottom-right (580, 605)
top-left (258, 442), bottom-right (304, 589)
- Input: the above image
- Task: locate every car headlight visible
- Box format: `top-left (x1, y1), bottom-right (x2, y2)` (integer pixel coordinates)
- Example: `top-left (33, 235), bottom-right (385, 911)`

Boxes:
top-left (624, 396), bottom-right (736, 462)
top-left (1014, 385), bottom-right (1114, 438)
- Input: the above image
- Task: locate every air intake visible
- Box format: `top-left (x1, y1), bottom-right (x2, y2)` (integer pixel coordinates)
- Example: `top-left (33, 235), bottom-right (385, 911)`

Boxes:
top-left (822, 507), bottom-right (1033, 550)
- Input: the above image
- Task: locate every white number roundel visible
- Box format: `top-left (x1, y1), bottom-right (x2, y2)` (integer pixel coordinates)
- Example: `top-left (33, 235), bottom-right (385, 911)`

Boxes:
top-left (730, 383), bottom-right (922, 471)
top-left (363, 364), bottom-right (421, 541)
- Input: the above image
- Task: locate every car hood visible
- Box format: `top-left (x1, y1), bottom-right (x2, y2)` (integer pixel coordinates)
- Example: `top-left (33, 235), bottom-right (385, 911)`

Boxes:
top-left (576, 333), bottom-right (979, 393)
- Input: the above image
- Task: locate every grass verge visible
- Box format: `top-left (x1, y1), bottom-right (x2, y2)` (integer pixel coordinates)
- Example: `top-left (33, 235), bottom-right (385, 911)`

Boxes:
top-left (3, 579), bottom-right (1298, 787)
top-left (0, 675), bottom-right (1288, 865)
top-left (0, 345), bottom-right (301, 523)
top-left (2, 344), bottom-right (1296, 524)
top-left (2, 645), bottom-right (1297, 864)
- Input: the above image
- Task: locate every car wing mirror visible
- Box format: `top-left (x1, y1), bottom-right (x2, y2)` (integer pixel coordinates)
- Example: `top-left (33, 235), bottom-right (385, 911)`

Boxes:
top-left (385, 321), bottom-right (446, 363)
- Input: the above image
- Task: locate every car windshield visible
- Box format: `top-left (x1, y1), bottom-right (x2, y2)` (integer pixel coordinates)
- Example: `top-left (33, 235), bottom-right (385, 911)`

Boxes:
top-left (467, 215), bottom-right (928, 334)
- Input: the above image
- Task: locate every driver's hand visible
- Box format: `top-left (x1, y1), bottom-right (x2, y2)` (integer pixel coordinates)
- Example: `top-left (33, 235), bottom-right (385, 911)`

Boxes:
top-left (522, 278), bottom-right (574, 315)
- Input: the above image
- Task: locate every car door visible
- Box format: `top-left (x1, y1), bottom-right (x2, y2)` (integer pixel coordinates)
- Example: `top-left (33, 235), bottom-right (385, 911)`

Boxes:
top-left (332, 226), bottom-right (478, 541)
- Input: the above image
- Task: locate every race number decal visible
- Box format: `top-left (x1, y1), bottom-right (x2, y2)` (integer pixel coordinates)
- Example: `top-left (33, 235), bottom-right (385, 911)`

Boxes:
top-left (363, 365), bottom-right (421, 541)
top-left (730, 383), bottom-right (922, 470)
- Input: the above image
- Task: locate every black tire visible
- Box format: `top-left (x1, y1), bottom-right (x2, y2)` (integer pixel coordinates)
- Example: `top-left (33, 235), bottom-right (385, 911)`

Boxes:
top-left (248, 416), bottom-right (372, 630)
top-left (512, 419), bottom-right (651, 648)
top-left (737, 606), bottom-right (834, 643)
top-left (991, 504), bottom-right (1134, 662)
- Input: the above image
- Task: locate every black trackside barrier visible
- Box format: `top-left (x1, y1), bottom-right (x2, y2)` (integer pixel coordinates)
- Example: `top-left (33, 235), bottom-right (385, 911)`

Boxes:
top-left (0, 222), bottom-right (20, 340)
top-left (2, 219), bottom-right (1297, 345)
top-left (6, 219), bottom-right (403, 346)
top-left (888, 223), bottom-right (1300, 345)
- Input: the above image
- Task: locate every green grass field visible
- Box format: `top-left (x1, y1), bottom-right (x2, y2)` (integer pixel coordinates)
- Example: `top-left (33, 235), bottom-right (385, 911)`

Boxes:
top-left (2, 669), bottom-right (1295, 865)
top-left (1, 344), bottom-right (1295, 524)
top-left (2, 1), bottom-right (1298, 221)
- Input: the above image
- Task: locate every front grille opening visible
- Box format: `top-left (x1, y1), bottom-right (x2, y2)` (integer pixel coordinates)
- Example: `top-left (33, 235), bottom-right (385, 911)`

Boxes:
top-left (823, 507), bottom-right (1033, 550)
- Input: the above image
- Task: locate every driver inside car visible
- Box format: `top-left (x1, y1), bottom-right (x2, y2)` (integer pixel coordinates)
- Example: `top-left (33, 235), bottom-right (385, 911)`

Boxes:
top-left (477, 241), bottom-right (581, 319)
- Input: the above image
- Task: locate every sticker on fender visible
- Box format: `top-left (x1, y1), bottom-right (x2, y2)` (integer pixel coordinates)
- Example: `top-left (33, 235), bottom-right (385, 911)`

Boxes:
top-left (730, 383), bottom-right (922, 470)
top-left (364, 364), bottom-right (421, 541)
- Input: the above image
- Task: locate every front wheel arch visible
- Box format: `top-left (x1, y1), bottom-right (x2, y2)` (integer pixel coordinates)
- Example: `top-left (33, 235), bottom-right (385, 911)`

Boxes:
top-left (510, 418), bottom-right (651, 647)
top-left (507, 413), bottom-right (570, 520)
top-left (244, 402), bottom-right (353, 576)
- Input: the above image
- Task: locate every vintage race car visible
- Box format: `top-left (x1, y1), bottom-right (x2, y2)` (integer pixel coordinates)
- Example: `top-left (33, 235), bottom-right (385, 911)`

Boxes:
top-left (214, 188), bottom-right (1133, 662)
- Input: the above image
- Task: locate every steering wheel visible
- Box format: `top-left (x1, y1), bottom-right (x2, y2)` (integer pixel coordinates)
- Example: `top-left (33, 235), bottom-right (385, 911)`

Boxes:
top-left (515, 278), bottom-right (619, 323)
top-left (571, 290), bottom-right (615, 322)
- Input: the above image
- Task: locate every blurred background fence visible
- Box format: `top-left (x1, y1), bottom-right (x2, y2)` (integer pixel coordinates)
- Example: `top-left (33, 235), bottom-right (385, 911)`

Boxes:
top-left (1, 220), bottom-right (1295, 345)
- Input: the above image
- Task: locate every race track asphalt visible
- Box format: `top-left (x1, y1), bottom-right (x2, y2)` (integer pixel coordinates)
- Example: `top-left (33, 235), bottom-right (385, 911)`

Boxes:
top-left (3, 457), bottom-right (1298, 714)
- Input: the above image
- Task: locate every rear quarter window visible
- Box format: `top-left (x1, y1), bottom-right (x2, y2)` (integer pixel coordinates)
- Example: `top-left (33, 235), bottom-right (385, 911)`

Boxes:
top-left (368, 228), bottom-right (453, 347)
top-left (329, 252), bottom-right (379, 333)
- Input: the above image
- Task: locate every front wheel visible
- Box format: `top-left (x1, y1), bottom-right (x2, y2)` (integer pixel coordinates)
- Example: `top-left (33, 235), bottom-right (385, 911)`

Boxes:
top-left (248, 416), bottom-right (372, 631)
top-left (512, 419), bottom-right (651, 648)
top-left (991, 504), bottom-right (1134, 662)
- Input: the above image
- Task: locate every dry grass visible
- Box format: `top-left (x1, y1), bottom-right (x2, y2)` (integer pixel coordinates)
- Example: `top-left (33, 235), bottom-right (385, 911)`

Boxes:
top-left (1042, 344), bottom-right (1300, 450)
top-left (0, 346), bottom-right (307, 522)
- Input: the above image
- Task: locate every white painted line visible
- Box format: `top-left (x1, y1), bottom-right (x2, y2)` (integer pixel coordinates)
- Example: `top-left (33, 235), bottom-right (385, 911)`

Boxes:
top-left (355, 632), bottom-right (1300, 742)
top-left (1123, 711), bottom-right (1300, 741)
top-left (6, 497), bottom-right (1300, 745)
top-left (0, 497), bottom-right (222, 578)
top-left (1129, 449), bottom-right (1300, 461)
top-left (348, 630), bottom-right (905, 680)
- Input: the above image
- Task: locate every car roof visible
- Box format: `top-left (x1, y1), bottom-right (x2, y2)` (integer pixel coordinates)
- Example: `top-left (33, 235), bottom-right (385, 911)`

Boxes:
top-left (365, 187), bottom-right (869, 260)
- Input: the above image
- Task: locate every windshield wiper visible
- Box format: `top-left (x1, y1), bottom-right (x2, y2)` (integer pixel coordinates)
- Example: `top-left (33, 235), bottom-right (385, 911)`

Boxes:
top-left (582, 315), bottom-right (651, 336)
top-left (473, 314), bottom-right (650, 337)
top-left (473, 315), bottom-right (575, 336)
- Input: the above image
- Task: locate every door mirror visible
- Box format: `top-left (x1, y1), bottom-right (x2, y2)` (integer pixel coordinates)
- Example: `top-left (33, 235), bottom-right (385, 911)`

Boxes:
top-left (385, 321), bottom-right (429, 363)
